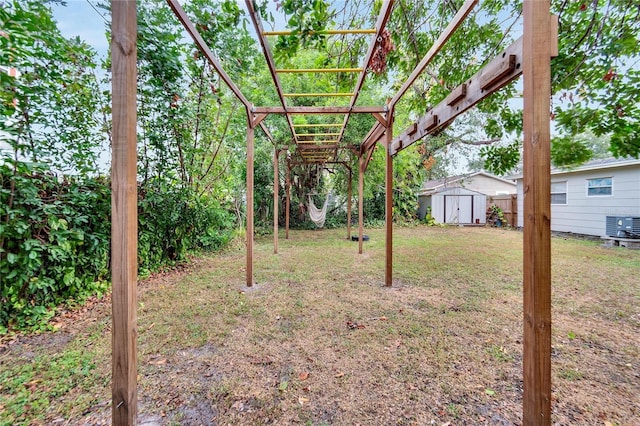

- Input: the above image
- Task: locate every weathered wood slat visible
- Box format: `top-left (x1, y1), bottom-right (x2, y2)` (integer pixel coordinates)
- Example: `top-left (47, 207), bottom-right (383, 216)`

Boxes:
top-left (522, 2), bottom-right (554, 424)
top-left (111, 1), bottom-right (138, 424)
top-left (385, 117), bottom-right (394, 287)
top-left (253, 106), bottom-right (386, 114)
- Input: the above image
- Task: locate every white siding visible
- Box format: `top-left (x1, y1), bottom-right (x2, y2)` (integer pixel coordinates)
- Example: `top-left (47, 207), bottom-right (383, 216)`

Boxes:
top-left (516, 164), bottom-right (640, 235)
top-left (461, 174), bottom-right (517, 195)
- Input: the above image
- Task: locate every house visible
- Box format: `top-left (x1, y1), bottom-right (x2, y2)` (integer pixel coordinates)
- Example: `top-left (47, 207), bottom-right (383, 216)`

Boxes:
top-left (417, 171), bottom-right (516, 221)
top-left (515, 157), bottom-right (640, 236)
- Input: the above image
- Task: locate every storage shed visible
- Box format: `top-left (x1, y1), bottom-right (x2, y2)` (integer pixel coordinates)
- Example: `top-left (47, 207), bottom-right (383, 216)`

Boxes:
top-left (421, 187), bottom-right (487, 225)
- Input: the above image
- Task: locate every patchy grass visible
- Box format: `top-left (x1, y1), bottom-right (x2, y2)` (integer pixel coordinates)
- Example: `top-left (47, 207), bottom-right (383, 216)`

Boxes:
top-left (1, 226), bottom-right (638, 425)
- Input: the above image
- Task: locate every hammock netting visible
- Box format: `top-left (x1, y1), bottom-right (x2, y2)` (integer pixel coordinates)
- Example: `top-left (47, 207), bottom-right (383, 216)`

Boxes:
top-left (308, 195), bottom-right (329, 228)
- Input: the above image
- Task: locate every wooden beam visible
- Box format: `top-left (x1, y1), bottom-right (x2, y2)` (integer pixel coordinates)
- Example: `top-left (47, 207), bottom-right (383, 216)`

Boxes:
top-left (480, 54), bottom-right (516, 90)
top-left (111, 1), bottom-right (137, 424)
top-left (358, 155), bottom-right (365, 254)
top-left (389, 0), bottom-right (478, 108)
top-left (390, 37), bottom-right (523, 155)
top-left (347, 166), bottom-right (352, 240)
top-left (372, 112), bottom-right (388, 127)
top-left (384, 115), bottom-right (393, 287)
top-left (167, 0), bottom-right (251, 109)
top-left (360, 122), bottom-right (385, 155)
top-left (292, 123), bottom-right (343, 128)
top-left (246, 124), bottom-right (254, 287)
top-left (253, 112), bottom-right (268, 128)
top-left (264, 29), bottom-right (376, 36)
top-left (522, 1), bottom-right (553, 424)
top-left (253, 106), bottom-right (386, 114)
top-left (273, 149), bottom-right (279, 254)
top-left (298, 145), bottom-right (340, 151)
top-left (296, 133), bottom-right (341, 137)
top-left (362, 139), bottom-right (378, 173)
top-left (283, 92), bottom-right (355, 97)
top-left (276, 68), bottom-right (363, 73)
top-left (285, 160), bottom-right (291, 239)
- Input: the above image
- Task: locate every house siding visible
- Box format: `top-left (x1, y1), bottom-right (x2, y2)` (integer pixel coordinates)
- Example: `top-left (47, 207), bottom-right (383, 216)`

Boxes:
top-left (516, 163), bottom-right (640, 236)
top-left (459, 174), bottom-right (517, 195)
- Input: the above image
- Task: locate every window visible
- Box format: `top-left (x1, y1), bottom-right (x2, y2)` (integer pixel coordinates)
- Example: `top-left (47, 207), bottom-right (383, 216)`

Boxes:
top-left (550, 181), bottom-right (567, 204)
top-left (587, 177), bottom-right (613, 196)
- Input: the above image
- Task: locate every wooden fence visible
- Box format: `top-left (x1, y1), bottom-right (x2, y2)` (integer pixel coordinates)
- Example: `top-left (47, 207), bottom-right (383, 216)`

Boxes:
top-left (487, 194), bottom-right (518, 227)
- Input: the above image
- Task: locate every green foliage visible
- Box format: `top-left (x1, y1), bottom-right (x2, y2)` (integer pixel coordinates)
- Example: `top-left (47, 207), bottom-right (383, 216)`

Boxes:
top-left (0, 163), bottom-right (111, 331)
top-left (138, 178), bottom-right (235, 273)
top-left (267, 0), bottom-right (332, 61)
top-left (552, 0), bottom-right (640, 159)
top-left (479, 141), bottom-right (521, 176)
top-left (550, 135), bottom-right (594, 168)
top-left (0, 0), bottom-right (106, 174)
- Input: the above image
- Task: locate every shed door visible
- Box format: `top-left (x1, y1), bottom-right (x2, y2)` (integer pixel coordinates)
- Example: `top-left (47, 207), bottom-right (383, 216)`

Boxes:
top-left (444, 195), bottom-right (473, 224)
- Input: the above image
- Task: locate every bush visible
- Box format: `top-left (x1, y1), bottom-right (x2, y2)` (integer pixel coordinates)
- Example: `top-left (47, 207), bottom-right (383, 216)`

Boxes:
top-left (0, 165), bottom-right (235, 332)
top-left (0, 162), bottom-right (110, 331)
top-left (138, 178), bottom-right (234, 273)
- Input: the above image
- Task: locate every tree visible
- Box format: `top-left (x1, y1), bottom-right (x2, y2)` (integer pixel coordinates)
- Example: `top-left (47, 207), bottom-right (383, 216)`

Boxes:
top-left (1, 0), bottom-right (106, 174)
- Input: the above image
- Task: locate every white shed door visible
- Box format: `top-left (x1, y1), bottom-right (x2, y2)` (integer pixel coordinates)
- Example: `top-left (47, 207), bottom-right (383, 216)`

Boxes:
top-left (444, 195), bottom-right (472, 224)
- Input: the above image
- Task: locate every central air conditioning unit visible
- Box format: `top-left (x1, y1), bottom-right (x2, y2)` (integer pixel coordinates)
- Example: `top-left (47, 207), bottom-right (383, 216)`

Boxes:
top-left (606, 216), bottom-right (640, 239)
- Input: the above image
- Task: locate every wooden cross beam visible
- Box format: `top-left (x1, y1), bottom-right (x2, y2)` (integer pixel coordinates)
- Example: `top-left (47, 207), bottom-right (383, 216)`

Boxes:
top-left (389, 36), bottom-right (524, 156)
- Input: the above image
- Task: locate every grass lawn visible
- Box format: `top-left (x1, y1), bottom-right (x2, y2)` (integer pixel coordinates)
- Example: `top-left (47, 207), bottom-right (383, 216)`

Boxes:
top-left (1, 225), bottom-right (638, 425)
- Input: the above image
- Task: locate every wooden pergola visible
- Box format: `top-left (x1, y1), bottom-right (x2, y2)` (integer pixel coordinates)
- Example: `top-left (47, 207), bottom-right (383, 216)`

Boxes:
top-left (111, 1), bottom-right (556, 424)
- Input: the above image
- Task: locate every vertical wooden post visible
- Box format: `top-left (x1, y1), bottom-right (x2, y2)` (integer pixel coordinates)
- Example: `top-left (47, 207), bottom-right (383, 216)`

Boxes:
top-left (246, 124), bottom-right (254, 287)
top-left (346, 167), bottom-right (352, 240)
top-left (273, 149), bottom-right (279, 254)
top-left (358, 155), bottom-right (364, 254)
top-left (384, 114), bottom-right (393, 287)
top-left (111, 1), bottom-right (137, 424)
top-left (285, 160), bottom-right (290, 239)
top-left (522, 1), bottom-right (552, 424)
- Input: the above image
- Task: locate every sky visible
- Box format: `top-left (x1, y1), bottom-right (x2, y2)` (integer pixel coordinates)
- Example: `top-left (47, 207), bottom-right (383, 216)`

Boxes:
top-left (51, 0), bottom-right (110, 59)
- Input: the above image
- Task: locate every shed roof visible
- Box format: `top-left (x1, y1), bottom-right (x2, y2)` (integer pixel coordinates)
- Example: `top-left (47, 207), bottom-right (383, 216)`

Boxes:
top-left (418, 171), bottom-right (515, 196)
top-left (420, 186), bottom-right (487, 197)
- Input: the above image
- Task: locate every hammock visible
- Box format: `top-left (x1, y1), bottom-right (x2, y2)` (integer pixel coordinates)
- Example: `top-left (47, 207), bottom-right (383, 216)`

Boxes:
top-left (308, 194), bottom-right (329, 228)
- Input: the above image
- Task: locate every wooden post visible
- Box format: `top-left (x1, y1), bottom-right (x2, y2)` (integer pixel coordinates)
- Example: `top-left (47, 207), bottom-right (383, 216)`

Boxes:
top-left (522, 1), bottom-right (552, 424)
top-left (111, 1), bottom-right (137, 424)
top-left (385, 114), bottom-right (393, 287)
top-left (273, 149), bottom-right (279, 254)
top-left (347, 167), bottom-right (352, 240)
top-left (246, 124), bottom-right (254, 287)
top-left (285, 160), bottom-right (290, 239)
top-left (358, 155), bottom-right (364, 254)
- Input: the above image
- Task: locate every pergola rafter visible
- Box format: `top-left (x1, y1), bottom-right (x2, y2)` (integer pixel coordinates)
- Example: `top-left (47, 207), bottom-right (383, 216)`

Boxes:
top-left (111, 1), bottom-right (556, 424)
